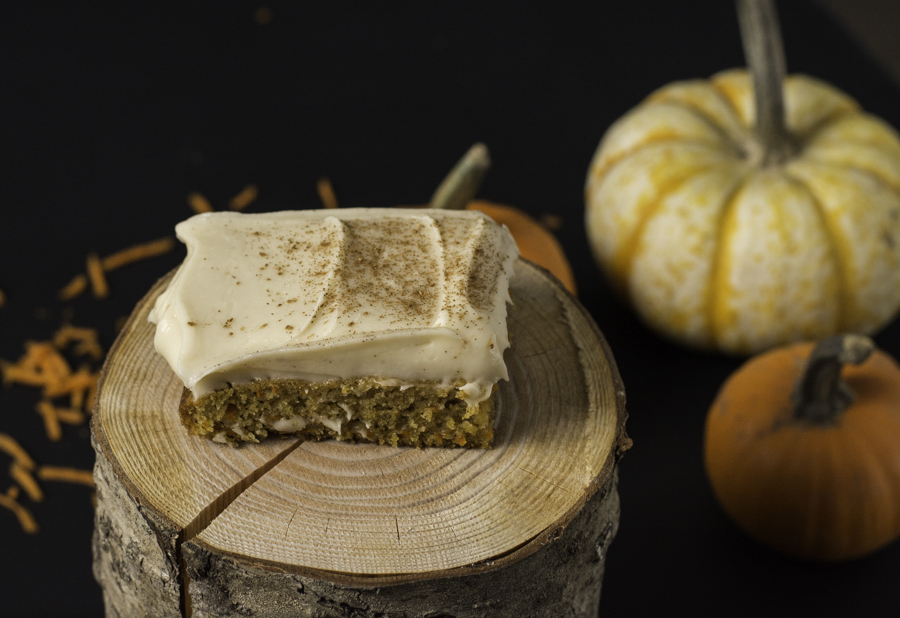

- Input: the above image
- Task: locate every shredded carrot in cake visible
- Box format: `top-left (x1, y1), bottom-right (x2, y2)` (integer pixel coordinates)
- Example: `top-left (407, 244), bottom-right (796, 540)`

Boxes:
top-left (229, 184), bottom-right (258, 211)
top-left (0, 492), bottom-right (39, 534)
top-left (0, 433), bottom-right (35, 470)
top-left (188, 191), bottom-right (214, 213)
top-left (9, 462), bottom-right (43, 502)
top-left (38, 466), bottom-right (94, 488)
top-left (101, 237), bottom-right (175, 272)
top-left (317, 177), bottom-right (339, 209)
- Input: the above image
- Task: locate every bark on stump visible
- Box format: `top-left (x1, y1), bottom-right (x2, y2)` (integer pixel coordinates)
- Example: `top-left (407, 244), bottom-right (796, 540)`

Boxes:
top-left (91, 259), bottom-right (630, 617)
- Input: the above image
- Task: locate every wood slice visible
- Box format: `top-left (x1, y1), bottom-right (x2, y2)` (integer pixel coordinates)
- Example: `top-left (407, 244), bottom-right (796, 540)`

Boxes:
top-left (92, 259), bottom-right (629, 618)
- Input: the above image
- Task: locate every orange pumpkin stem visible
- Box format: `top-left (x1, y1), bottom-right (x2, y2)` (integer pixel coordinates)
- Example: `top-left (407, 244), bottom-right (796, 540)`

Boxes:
top-left (736, 0), bottom-right (795, 165)
top-left (791, 334), bottom-right (874, 423)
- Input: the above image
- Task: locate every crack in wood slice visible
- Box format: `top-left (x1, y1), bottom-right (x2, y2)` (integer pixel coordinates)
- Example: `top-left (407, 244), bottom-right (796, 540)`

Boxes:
top-left (178, 437), bottom-right (304, 617)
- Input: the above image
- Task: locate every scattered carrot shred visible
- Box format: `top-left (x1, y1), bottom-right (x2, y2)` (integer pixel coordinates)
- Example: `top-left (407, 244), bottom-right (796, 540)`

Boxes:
top-left (86, 252), bottom-right (109, 299)
top-left (0, 433), bottom-right (35, 470)
top-left (55, 407), bottom-right (86, 425)
top-left (317, 177), bottom-right (339, 209)
top-left (229, 184), bottom-right (258, 211)
top-left (1, 327), bottom-right (100, 419)
top-left (101, 236), bottom-right (175, 272)
top-left (34, 401), bottom-right (63, 442)
top-left (0, 492), bottom-right (39, 534)
top-left (0, 287), bottom-right (6, 306)
top-left (58, 238), bottom-right (176, 301)
top-left (38, 466), bottom-right (94, 488)
top-left (9, 462), bottom-right (43, 502)
top-left (6, 485), bottom-right (19, 500)
top-left (188, 191), bottom-right (214, 213)
top-left (1, 341), bottom-right (72, 389)
top-left (53, 325), bottom-right (104, 360)
top-left (58, 274), bottom-right (88, 301)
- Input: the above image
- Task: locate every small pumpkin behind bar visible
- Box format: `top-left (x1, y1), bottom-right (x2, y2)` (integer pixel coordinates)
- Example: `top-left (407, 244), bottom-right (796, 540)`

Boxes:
top-left (584, 0), bottom-right (900, 354)
top-left (704, 334), bottom-right (900, 561)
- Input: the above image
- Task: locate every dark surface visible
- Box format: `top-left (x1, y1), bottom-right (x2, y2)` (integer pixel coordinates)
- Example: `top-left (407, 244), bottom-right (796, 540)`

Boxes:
top-left (2, 2), bottom-right (900, 616)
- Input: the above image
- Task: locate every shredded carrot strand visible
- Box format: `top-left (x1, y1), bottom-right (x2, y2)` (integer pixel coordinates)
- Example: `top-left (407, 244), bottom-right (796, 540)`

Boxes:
top-left (0, 287), bottom-right (6, 306)
top-left (101, 237), bottom-right (175, 272)
top-left (58, 273), bottom-right (88, 301)
top-left (38, 466), bottom-right (94, 488)
top-left (317, 177), bottom-right (339, 209)
top-left (53, 325), bottom-right (104, 360)
top-left (188, 192), bottom-right (214, 213)
top-left (1, 341), bottom-right (72, 389)
top-left (0, 493), bottom-right (39, 534)
top-left (0, 433), bottom-right (35, 470)
top-left (86, 252), bottom-right (109, 299)
top-left (35, 401), bottom-right (62, 442)
top-left (55, 407), bottom-right (86, 425)
top-left (69, 387), bottom-right (85, 411)
top-left (229, 184), bottom-right (258, 211)
top-left (10, 463), bottom-right (43, 502)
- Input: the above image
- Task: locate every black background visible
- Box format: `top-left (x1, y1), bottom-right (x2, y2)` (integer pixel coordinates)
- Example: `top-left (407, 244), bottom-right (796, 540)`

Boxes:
top-left (2, 1), bottom-right (900, 616)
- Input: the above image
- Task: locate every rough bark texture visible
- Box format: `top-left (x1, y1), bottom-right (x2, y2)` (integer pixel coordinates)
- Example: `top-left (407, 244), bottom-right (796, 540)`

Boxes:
top-left (183, 470), bottom-right (620, 618)
top-left (92, 437), bottom-right (183, 618)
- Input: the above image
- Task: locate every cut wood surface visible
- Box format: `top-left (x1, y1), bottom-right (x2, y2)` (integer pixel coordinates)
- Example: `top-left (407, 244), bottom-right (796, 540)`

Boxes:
top-left (92, 258), bottom-right (628, 617)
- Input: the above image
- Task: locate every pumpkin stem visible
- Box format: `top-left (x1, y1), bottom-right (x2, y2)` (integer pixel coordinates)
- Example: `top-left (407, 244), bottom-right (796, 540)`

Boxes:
top-left (429, 143), bottom-right (491, 210)
top-left (792, 334), bottom-right (874, 423)
top-left (736, 0), bottom-right (794, 165)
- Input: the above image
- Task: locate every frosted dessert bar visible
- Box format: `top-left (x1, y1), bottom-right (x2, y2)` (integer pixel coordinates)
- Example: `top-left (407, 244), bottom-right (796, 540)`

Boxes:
top-left (149, 208), bottom-right (519, 447)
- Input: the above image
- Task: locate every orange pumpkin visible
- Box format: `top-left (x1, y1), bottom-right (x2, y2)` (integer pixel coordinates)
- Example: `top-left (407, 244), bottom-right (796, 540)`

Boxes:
top-left (704, 334), bottom-right (900, 561)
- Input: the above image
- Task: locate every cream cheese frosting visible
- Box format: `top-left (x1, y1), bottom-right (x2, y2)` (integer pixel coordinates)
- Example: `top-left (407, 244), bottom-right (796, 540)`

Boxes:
top-left (148, 208), bottom-right (519, 405)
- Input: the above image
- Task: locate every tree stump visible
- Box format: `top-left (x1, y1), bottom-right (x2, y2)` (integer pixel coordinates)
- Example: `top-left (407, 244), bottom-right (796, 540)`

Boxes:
top-left (91, 259), bottom-right (629, 618)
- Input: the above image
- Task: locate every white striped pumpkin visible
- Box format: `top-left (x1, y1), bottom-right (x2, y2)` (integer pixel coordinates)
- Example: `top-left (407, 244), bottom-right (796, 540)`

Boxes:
top-left (585, 69), bottom-right (900, 354)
